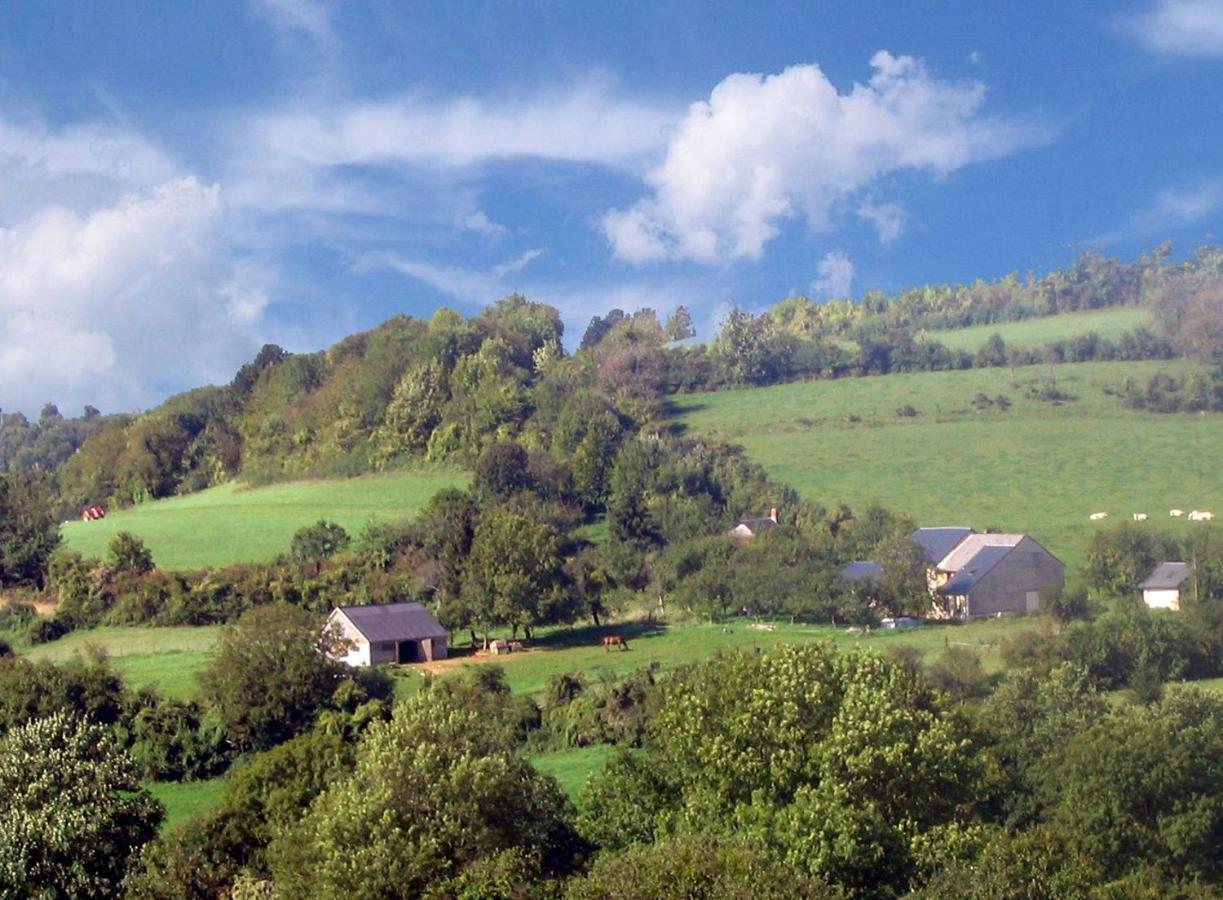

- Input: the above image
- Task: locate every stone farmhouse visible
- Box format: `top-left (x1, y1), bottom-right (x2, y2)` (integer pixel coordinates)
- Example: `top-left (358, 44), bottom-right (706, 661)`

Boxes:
top-left (917, 527), bottom-right (1065, 619)
top-left (727, 508), bottom-right (779, 543)
top-left (327, 602), bottom-right (449, 666)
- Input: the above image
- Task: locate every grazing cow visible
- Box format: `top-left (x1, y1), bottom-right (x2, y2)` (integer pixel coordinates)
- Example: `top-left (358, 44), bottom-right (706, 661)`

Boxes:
top-left (1170, 509), bottom-right (1184, 517)
top-left (1188, 510), bottom-right (1216, 521)
top-left (1132, 513), bottom-right (1148, 521)
top-left (601, 635), bottom-right (628, 652)
top-left (1089, 512), bottom-right (1108, 521)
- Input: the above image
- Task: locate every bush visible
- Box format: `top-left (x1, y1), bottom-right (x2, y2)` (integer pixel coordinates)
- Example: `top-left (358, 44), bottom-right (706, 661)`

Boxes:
top-left (0, 600), bottom-right (36, 632)
top-left (27, 615), bottom-right (71, 644)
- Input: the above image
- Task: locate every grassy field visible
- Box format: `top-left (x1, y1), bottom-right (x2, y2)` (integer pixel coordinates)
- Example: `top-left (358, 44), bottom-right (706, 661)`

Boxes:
top-left (147, 776), bottom-right (227, 831)
top-left (23, 626), bottom-right (221, 700)
top-left (529, 744), bottom-right (619, 804)
top-left (672, 359), bottom-right (1221, 573)
top-left (927, 306), bottom-right (1151, 352)
top-left (60, 469), bottom-right (468, 570)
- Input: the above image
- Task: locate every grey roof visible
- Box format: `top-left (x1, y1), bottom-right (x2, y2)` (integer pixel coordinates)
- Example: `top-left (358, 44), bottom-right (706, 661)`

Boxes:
top-left (1139, 562), bottom-right (1190, 591)
top-left (937, 533), bottom-right (1025, 572)
top-left (937, 545), bottom-right (1014, 595)
top-left (911, 527), bottom-right (974, 565)
top-left (337, 602), bottom-right (448, 642)
top-left (840, 560), bottom-right (883, 582)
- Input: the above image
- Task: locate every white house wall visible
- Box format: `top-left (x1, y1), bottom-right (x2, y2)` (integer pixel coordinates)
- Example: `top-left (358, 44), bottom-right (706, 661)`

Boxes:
top-left (1143, 589), bottom-right (1180, 611)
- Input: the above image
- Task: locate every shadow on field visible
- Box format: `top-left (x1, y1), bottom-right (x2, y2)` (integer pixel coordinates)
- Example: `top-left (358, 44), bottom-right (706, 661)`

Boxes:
top-left (532, 620), bottom-right (666, 651)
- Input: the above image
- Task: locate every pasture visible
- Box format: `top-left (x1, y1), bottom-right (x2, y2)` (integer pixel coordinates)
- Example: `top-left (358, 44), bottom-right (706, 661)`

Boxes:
top-left (672, 359), bottom-right (1222, 572)
top-left (147, 776), bottom-right (227, 831)
top-left (61, 469), bottom-right (468, 570)
top-left (22, 625), bottom-right (221, 700)
top-left (926, 306), bottom-right (1151, 352)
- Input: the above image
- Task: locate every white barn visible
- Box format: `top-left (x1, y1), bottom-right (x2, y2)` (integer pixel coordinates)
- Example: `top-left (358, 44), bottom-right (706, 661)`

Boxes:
top-left (327, 602), bottom-right (449, 666)
top-left (1138, 562), bottom-right (1191, 611)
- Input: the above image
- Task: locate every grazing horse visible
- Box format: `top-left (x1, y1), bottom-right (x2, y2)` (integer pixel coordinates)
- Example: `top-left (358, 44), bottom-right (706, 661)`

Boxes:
top-left (601, 635), bottom-right (628, 652)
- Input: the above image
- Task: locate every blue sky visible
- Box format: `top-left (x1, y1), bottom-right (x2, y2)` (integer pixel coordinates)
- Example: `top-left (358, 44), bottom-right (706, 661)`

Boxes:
top-left (1, 0), bottom-right (1221, 414)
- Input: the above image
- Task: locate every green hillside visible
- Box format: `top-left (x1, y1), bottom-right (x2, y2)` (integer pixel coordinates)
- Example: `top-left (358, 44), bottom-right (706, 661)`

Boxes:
top-left (673, 359), bottom-right (1222, 571)
top-left (61, 469), bottom-right (468, 570)
top-left (926, 306), bottom-right (1151, 351)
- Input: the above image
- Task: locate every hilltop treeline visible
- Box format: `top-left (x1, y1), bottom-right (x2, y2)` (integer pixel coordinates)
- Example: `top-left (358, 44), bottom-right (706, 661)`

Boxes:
top-left (25, 244), bottom-right (1219, 513)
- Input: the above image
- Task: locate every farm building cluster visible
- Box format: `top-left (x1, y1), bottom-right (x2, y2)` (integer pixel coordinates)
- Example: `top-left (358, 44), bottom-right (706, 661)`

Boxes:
top-left (842, 526), bottom-right (1066, 620)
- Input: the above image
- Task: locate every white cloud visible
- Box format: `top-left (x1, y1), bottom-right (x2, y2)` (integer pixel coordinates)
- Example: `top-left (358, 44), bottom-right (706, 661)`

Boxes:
top-left (858, 201), bottom-right (907, 243)
top-left (0, 177), bottom-right (268, 414)
top-left (1123, 0), bottom-right (1223, 56)
top-left (460, 210), bottom-right (508, 238)
top-left (809, 250), bottom-right (855, 299)
top-left (1120, 174), bottom-right (1223, 237)
top-left (240, 82), bottom-right (672, 176)
top-left (603, 52), bottom-right (1049, 264)
top-left (360, 248), bottom-right (543, 305)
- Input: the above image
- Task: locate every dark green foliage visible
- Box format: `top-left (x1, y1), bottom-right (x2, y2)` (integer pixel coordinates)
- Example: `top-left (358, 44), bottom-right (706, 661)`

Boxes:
top-left (0, 472), bottom-right (60, 588)
top-left (566, 834), bottom-right (841, 899)
top-left (1051, 689), bottom-right (1223, 883)
top-left (473, 439), bottom-right (532, 500)
top-left (126, 695), bottom-right (230, 781)
top-left (1086, 523), bottom-right (1181, 596)
top-left (109, 529), bottom-right (155, 574)
top-left (197, 603), bottom-right (346, 752)
top-left (288, 519), bottom-right (350, 568)
top-left (0, 712), bottom-right (163, 897)
top-left (0, 649), bottom-right (127, 736)
top-left (267, 689), bottom-right (585, 899)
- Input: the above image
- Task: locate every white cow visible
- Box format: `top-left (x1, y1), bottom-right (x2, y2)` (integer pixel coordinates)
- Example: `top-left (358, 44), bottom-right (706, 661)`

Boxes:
top-left (1170, 509), bottom-right (1184, 517)
top-left (1089, 512), bottom-right (1108, 521)
top-left (1132, 513), bottom-right (1148, 521)
top-left (1188, 510), bottom-right (1216, 521)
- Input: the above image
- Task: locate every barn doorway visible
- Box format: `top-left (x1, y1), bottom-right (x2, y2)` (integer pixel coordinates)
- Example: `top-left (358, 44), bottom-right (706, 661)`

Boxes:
top-left (397, 640), bottom-right (423, 663)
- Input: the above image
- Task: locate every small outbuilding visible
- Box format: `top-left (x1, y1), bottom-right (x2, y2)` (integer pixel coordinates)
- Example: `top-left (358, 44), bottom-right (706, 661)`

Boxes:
top-left (1139, 562), bottom-right (1191, 611)
top-left (327, 602), bottom-right (449, 667)
top-left (727, 508), bottom-right (779, 542)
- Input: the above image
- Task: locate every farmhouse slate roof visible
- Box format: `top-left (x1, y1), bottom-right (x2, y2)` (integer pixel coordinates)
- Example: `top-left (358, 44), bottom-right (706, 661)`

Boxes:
top-left (936, 533), bottom-right (1025, 572)
top-left (840, 560), bottom-right (884, 581)
top-left (338, 602), bottom-right (448, 642)
top-left (910, 527), bottom-right (974, 565)
top-left (1138, 562), bottom-right (1191, 591)
top-left (735, 516), bottom-right (777, 534)
top-left (937, 545), bottom-right (1014, 595)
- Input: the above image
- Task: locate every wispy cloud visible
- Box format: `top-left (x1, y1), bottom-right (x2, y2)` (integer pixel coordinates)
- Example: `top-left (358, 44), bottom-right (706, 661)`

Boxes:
top-left (359, 248), bottom-right (544, 305)
top-left (603, 52), bottom-right (1052, 264)
top-left (1121, 0), bottom-right (1223, 57)
top-left (1119, 174), bottom-right (1223, 237)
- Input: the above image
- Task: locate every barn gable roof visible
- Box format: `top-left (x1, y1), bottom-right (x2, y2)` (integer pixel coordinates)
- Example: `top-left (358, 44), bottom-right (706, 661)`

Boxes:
top-left (936, 545), bottom-right (1015, 595)
top-left (1138, 562), bottom-right (1190, 591)
top-left (335, 602), bottom-right (448, 642)
top-left (936, 533), bottom-right (1026, 572)
top-left (910, 527), bottom-right (974, 565)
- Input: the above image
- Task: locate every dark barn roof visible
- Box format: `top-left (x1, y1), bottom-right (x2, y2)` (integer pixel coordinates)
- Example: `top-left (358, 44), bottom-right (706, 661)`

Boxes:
top-left (338, 602), bottom-right (448, 642)
top-left (840, 560), bottom-right (884, 582)
top-left (911, 527), bottom-right (974, 565)
top-left (1138, 562), bottom-right (1191, 591)
top-left (937, 545), bottom-right (1014, 595)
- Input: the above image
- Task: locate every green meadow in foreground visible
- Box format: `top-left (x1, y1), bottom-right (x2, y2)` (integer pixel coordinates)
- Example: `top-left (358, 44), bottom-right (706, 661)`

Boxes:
top-left (673, 359), bottom-right (1222, 572)
top-left (147, 776), bottom-right (227, 831)
top-left (926, 306), bottom-right (1152, 352)
top-left (60, 469), bottom-right (469, 570)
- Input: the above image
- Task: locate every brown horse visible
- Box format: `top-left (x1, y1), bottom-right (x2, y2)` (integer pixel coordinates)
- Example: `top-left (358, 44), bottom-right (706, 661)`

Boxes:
top-left (601, 635), bottom-right (628, 652)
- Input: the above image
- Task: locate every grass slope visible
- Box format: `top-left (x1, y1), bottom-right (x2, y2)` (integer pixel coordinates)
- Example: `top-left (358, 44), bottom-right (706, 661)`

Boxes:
top-left (61, 469), bottom-right (468, 570)
top-left (147, 776), bottom-right (227, 831)
top-left (529, 744), bottom-right (618, 805)
top-left (23, 626), bottom-right (221, 700)
top-left (673, 359), bottom-right (1221, 572)
top-left (927, 306), bottom-right (1151, 352)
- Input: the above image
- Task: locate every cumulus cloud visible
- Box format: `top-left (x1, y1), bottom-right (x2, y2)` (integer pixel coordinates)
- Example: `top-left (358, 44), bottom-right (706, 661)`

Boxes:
top-left (809, 250), bottom-right (855, 299)
top-left (0, 173), bottom-right (268, 414)
top-left (1123, 0), bottom-right (1223, 56)
top-left (858, 201), bottom-right (907, 243)
top-left (1115, 174), bottom-right (1223, 239)
top-left (603, 52), bottom-right (1048, 264)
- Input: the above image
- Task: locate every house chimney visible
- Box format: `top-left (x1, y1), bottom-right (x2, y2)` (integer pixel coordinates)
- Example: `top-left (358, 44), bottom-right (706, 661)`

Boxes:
top-left (770, 507), bottom-right (778, 522)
